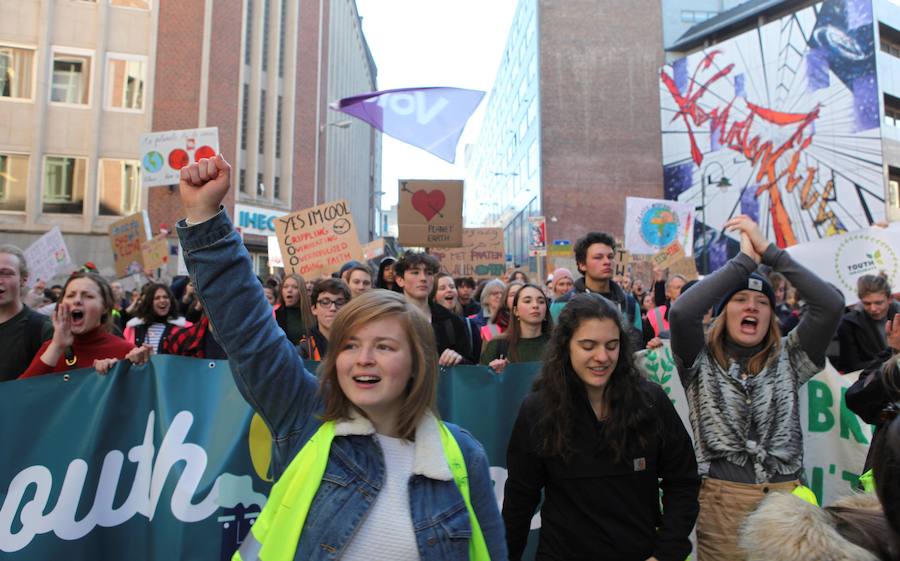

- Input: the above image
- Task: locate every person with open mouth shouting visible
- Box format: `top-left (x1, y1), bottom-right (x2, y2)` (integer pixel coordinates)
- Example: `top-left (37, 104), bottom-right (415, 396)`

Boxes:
top-left (668, 215), bottom-right (845, 561)
top-left (176, 154), bottom-right (507, 561)
top-left (20, 272), bottom-right (149, 378)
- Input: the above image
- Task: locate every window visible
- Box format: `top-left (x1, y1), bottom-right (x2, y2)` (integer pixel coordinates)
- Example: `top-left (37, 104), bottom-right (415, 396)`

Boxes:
top-left (0, 46), bottom-right (34, 100)
top-left (110, 0), bottom-right (150, 9)
top-left (259, 89), bottom-right (266, 154)
top-left (274, 176), bottom-right (280, 199)
top-left (528, 98), bottom-right (537, 127)
top-left (0, 153), bottom-right (29, 211)
top-left (262, 0), bottom-right (270, 72)
top-left (239, 168), bottom-right (247, 193)
top-left (276, 95), bottom-right (283, 158)
top-left (106, 56), bottom-right (145, 110)
top-left (681, 10), bottom-right (718, 23)
top-left (244, 0), bottom-right (254, 65)
top-left (241, 84), bottom-right (249, 150)
top-left (257, 172), bottom-right (264, 196)
top-left (885, 94), bottom-right (900, 128)
top-left (99, 159), bottom-right (141, 216)
top-left (51, 52), bottom-right (91, 104)
top-left (43, 156), bottom-right (86, 214)
top-left (528, 142), bottom-right (538, 178)
top-left (278, 0), bottom-right (287, 77)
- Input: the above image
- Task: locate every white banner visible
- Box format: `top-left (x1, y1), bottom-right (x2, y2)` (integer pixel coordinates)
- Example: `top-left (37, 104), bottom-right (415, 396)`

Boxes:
top-left (786, 224), bottom-right (900, 306)
top-left (23, 227), bottom-right (72, 286)
top-left (624, 197), bottom-right (695, 256)
top-left (635, 343), bottom-right (870, 506)
top-left (139, 127), bottom-right (220, 188)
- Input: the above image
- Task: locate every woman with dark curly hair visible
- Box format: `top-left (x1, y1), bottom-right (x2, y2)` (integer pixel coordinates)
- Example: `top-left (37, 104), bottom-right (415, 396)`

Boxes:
top-left (123, 282), bottom-right (188, 354)
top-left (502, 293), bottom-right (699, 561)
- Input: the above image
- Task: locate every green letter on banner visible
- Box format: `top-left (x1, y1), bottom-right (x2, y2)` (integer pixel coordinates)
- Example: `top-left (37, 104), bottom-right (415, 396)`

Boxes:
top-left (839, 388), bottom-right (868, 444)
top-left (807, 380), bottom-right (834, 433)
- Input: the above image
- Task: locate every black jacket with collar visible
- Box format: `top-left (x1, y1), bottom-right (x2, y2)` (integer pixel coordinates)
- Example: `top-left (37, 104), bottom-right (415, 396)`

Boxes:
top-left (429, 300), bottom-right (476, 364)
top-left (502, 379), bottom-right (699, 561)
top-left (556, 277), bottom-right (644, 350)
top-left (837, 301), bottom-right (899, 372)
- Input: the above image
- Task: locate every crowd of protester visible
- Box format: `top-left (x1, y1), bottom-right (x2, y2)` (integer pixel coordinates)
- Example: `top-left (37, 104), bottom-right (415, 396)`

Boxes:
top-left (1, 155), bottom-right (899, 560)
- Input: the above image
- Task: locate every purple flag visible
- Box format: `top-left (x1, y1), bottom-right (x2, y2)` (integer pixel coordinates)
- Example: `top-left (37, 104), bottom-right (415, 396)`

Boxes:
top-left (332, 87), bottom-right (485, 163)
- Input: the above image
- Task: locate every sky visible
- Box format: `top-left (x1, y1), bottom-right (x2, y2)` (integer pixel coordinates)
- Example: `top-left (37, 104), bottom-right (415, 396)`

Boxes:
top-left (354, 0), bottom-right (519, 210)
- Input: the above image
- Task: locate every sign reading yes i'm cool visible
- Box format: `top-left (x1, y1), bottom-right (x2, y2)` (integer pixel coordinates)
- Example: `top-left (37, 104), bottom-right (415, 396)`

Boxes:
top-left (274, 200), bottom-right (364, 279)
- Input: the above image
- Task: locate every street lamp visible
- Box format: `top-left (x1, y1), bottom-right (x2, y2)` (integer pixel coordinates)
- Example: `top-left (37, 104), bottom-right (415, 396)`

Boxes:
top-left (697, 161), bottom-right (731, 273)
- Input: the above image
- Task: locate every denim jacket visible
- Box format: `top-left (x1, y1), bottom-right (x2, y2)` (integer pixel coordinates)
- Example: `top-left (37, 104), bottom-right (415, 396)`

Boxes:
top-left (177, 210), bottom-right (508, 561)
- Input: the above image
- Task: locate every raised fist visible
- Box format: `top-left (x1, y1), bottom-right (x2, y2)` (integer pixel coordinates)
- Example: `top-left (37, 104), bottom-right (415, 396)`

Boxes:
top-left (179, 155), bottom-right (232, 224)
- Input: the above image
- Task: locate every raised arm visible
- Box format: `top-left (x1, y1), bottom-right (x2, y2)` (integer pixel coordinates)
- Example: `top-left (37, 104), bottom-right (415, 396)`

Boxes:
top-left (176, 155), bottom-right (320, 438)
top-left (761, 243), bottom-right (844, 368)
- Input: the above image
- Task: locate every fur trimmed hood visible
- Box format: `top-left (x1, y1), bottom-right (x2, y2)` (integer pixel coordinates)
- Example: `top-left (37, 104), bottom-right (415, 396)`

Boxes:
top-left (739, 492), bottom-right (883, 561)
top-left (333, 408), bottom-right (453, 481)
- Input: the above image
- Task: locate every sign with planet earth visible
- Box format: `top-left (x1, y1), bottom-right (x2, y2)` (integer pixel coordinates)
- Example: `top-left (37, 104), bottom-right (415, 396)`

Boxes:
top-left (624, 197), bottom-right (695, 256)
top-left (139, 127), bottom-right (219, 188)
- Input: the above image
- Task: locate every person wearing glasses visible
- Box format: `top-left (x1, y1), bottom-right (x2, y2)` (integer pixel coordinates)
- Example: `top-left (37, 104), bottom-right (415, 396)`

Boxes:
top-left (297, 278), bottom-right (351, 361)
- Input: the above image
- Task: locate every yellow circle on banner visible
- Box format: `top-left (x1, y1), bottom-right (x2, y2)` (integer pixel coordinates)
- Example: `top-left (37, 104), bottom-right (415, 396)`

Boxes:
top-left (249, 413), bottom-right (274, 482)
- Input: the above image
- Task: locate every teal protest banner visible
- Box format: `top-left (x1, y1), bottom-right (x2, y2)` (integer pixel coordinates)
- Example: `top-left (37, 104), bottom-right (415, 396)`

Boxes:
top-left (0, 356), bottom-right (271, 561)
top-left (2, 353), bottom-right (871, 559)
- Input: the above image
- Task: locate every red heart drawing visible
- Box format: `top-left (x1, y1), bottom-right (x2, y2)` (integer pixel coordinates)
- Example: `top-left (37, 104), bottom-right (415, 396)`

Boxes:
top-left (411, 189), bottom-right (446, 222)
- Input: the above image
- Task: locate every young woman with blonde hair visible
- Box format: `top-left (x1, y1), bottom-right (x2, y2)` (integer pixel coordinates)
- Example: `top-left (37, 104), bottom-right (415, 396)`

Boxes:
top-left (669, 215), bottom-right (844, 561)
top-left (176, 154), bottom-right (507, 561)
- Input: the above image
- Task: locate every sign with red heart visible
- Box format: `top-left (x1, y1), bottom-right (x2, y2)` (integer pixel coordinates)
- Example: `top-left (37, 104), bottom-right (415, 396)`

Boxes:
top-left (398, 179), bottom-right (463, 247)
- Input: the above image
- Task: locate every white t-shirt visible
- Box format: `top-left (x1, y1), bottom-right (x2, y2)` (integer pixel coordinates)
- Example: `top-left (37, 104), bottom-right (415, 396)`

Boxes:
top-left (342, 434), bottom-right (419, 560)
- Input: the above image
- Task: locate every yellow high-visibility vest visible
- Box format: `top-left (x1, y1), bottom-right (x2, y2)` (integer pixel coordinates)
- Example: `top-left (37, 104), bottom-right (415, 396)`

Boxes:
top-left (234, 419), bottom-right (491, 561)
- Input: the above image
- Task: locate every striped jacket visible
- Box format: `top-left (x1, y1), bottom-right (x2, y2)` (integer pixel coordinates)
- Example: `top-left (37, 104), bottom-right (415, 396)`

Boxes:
top-left (678, 330), bottom-right (820, 483)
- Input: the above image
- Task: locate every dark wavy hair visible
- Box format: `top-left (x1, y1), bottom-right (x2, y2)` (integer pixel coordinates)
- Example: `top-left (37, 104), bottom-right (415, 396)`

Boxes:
top-left (135, 283), bottom-right (179, 322)
top-left (534, 293), bottom-right (656, 462)
top-left (62, 272), bottom-right (116, 331)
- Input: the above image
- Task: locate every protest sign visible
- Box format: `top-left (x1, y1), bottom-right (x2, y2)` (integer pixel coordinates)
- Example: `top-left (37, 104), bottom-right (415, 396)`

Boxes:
top-left (624, 197), bottom-right (694, 256)
top-left (528, 216), bottom-right (547, 257)
top-left (1, 356), bottom-right (270, 561)
top-left (427, 228), bottom-right (505, 279)
top-left (140, 127), bottom-right (219, 188)
top-left (109, 211), bottom-right (152, 278)
top-left (669, 255), bottom-right (700, 281)
top-left (1, 351), bottom-right (872, 561)
top-left (274, 200), bottom-right (364, 278)
top-left (650, 240), bottom-right (686, 270)
top-left (786, 224), bottom-right (900, 306)
top-left (362, 238), bottom-right (386, 260)
top-left (23, 226), bottom-right (72, 285)
top-left (398, 179), bottom-right (463, 247)
top-left (267, 236), bottom-right (284, 268)
top-left (548, 240), bottom-right (572, 258)
top-left (141, 237), bottom-right (169, 271)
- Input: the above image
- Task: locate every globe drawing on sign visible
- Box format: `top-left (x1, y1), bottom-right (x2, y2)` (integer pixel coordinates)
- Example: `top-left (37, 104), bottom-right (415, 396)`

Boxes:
top-left (143, 151), bottom-right (164, 173)
top-left (639, 204), bottom-right (680, 248)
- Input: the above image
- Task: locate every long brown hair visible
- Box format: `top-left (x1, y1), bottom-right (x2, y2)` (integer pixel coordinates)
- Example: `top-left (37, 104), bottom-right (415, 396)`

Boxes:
top-left (281, 273), bottom-right (315, 331)
top-left (706, 305), bottom-right (781, 375)
top-left (501, 283), bottom-right (553, 361)
top-left (317, 290), bottom-right (438, 440)
top-left (431, 272), bottom-right (462, 315)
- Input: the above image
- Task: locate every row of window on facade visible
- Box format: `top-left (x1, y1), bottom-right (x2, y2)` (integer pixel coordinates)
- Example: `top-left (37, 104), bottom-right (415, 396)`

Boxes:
top-left (0, 46), bottom-right (145, 110)
top-left (71, 0), bottom-right (151, 8)
top-left (0, 154), bottom-right (140, 217)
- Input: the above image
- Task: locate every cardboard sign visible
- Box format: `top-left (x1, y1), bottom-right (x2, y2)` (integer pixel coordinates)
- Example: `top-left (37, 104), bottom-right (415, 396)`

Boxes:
top-left (23, 226), bottom-right (72, 286)
top-left (398, 179), bottom-right (463, 247)
top-left (427, 228), bottom-right (505, 279)
top-left (669, 256), bottom-right (700, 281)
top-left (528, 216), bottom-right (547, 257)
top-left (613, 247), bottom-right (632, 278)
top-left (650, 240), bottom-right (686, 270)
top-left (362, 238), bottom-right (386, 261)
top-left (140, 127), bottom-right (220, 188)
top-left (109, 211), bottom-right (152, 278)
top-left (786, 224), bottom-right (900, 306)
top-left (141, 237), bottom-right (169, 271)
top-left (274, 200), bottom-right (364, 278)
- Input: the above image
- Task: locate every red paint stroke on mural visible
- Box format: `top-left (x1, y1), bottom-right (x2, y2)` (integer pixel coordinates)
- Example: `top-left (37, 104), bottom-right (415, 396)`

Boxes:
top-left (661, 51), bottom-right (841, 247)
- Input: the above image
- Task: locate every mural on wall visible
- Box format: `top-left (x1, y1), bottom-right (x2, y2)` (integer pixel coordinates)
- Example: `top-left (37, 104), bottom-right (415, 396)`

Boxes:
top-left (660, 0), bottom-right (885, 270)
